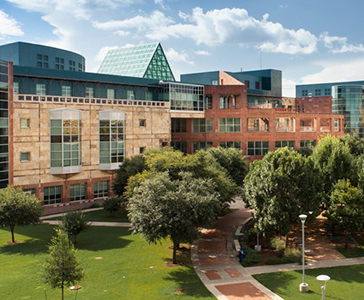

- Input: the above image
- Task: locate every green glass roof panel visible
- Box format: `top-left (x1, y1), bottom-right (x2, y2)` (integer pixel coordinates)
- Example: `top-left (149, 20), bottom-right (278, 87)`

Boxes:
top-left (144, 44), bottom-right (175, 81)
top-left (97, 43), bottom-right (158, 77)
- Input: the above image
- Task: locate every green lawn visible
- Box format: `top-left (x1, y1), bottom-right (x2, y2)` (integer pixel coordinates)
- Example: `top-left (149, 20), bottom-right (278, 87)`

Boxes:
top-left (0, 224), bottom-right (215, 300)
top-left (336, 234), bottom-right (364, 258)
top-left (254, 265), bottom-right (364, 300)
top-left (46, 207), bottom-right (130, 223)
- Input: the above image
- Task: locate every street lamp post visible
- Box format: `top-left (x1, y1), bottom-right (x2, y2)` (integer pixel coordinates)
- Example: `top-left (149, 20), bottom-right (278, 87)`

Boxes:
top-left (255, 229), bottom-right (261, 252)
top-left (316, 275), bottom-right (330, 300)
top-left (299, 214), bottom-right (308, 292)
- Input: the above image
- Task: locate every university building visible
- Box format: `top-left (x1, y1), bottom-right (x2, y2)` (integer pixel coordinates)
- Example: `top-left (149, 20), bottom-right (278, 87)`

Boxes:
top-left (0, 41), bottom-right (344, 214)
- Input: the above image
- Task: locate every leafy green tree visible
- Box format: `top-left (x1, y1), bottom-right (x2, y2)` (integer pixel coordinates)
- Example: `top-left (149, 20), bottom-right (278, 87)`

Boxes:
top-left (339, 133), bottom-right (364, 157)
top-left (103, 197), bottom-right (123, 216)
top-left (0, 186), bottom-right (43, 243)
top-left (244, 148), bottom-right (320, 246)
top-left (62, 210), bottom-right (89, 244)
top-left (310, 135), bottom-right (357, 207)
top-left (112, 155), bottom-right (146, 196)
top-left (43, 228), bottom-right (84, 300)
top-left (207, 146), bottom-right (248, 187)
top-left (325, 179), bottom-right (364, 248)
top-left (128, 172), bottom-right (221, 264)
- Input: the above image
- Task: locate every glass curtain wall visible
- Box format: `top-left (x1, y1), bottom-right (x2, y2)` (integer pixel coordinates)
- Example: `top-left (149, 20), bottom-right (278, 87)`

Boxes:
top-left (332, 85), bottom-right (364, 136)
top-left (0, 60), bottom-right (9, 188)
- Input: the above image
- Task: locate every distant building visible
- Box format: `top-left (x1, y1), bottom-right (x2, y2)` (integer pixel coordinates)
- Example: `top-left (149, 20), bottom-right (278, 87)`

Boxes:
top-left (0, 41), bottom-right (344, 213)
top-left (296, 81), bottom-right (364, 136)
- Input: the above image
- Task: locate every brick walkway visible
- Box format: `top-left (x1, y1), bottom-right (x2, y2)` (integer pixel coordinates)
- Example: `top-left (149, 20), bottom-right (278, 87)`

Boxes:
top-left (192, 209), bottom-right (283, 300)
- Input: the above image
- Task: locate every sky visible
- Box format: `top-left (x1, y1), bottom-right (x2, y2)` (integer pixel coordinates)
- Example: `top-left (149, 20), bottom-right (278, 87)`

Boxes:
top-left (1, 0), bottom-right (364, 97)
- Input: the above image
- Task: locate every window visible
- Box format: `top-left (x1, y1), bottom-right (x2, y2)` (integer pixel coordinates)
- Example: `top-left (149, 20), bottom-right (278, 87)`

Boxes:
top-left (302, 105), bottom-right (305, 112)
top-left (44, 55), bottom-right (48, 61)
top-left (334, 119), bottom-right (339, 132)
top-left (211, 80), bottom-right (218, 85)
top-left (171, 141), bottom-right (187, 153)
top-left (127, 90), bottom-right (135, 100)
top-left (20, 118), bottom-right (29, 128)
top-left (23, 188), bottom-right (35, 195)
top-left (245, 80), bottom-right (250, 88)
top-left (146, 92), bottom-right (153, 101)
top-left (140, 147), bottom-right (146, 154)
top-left (302, 90), bottom-right (308, 97)
top-left (62, 86), bottom-right (71, 97)
top-left (219, 97), bottom-right (228, 109)
top-left (275, 141), bottom-right (295, 150)
top-left (43, 186), bottom-right (62, 205)
top-left (219, 118), bottom-right (241, 133)
top-left (315, 89), bottom-right (321, 96)
top-left (44, 63), bottom-right (49, 69)
top-left (50, 109), bottom-right (82, 174)
top-left (85, 87), bottom-right (94, 98)
top-left (37, 54), bottom-right (42, 60)
top-left (37, 62), bottom-right (42, 68)
top-left (139, 119), bottom-right (146, 127)
top-left (55, 57), bottom-right (59, 63)
top-left (300, 140), bottom-right (316, 148)
top-left (36, 84), bottom-right (46, 95)
top-left (205, 95), bottom-right (212, 109)
top-left (107, 89), bottom-right (115, 99)
top-left (70, 183), bottom-right (86, 201)
top-left (297, 106), bottom-right (300, 112)
top-left (193, 118), bottom-right (212, 133)
top-left (13, 82), bottom-right (19, 94)
top-left (171, 118), bottom-right (187, 133)
top-left (99, 111), bottom-right (125, 170)
top-left (325, 88), bottom-right (331, 96)
top-left (247, 141), bottom-right (269, 156)
top-left (219, 141), bottom-right (241, 149)
top-left (248, 118), bottom-right (269, 132)
top-left (255, 82), bottom-right (260, 89)
top-left (21, 152), bottom-right (30, 162)
top-left (193, 141), bottom-right (213, 152)
top-left (94, 181), bottom-right (109, 199)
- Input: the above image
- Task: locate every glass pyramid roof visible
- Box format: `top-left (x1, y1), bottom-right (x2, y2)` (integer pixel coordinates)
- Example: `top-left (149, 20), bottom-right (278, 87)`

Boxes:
top-left (97, 43), bottom-right (175, 81)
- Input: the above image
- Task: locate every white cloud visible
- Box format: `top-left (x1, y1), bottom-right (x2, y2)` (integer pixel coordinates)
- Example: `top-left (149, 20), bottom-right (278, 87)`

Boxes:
top-left (320, 32), bottom-right (364, 53)
top-left (301, 58), bottom-right (364, 84)
top-left (94, 7), bottom-right (318, 55)
top-left (282, 78), bottom-right (298, 97)
top-left (165, 48), bottom-right (194, 65)
top-left (0, 10), bottom-right (24, 38)
top-left (194, 50), bottom-right (210, 56)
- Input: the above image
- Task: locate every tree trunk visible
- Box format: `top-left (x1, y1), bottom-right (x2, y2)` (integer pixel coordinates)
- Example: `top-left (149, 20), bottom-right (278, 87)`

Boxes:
top-left (10, 226), bottom-right (15, 243)
top-left (173, 240), bottom-right (177, 264)
top-left (285, 234), bottom-right (289, 249)
top-left (61, 283), bottom-right (64, 300)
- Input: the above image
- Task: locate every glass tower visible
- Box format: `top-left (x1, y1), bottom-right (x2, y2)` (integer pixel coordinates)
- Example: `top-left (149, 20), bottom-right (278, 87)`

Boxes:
top-left (332, 85), bottom-right (364, 136)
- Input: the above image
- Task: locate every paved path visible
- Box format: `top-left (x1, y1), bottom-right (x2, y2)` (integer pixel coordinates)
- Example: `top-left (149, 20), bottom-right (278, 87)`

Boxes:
top-left (192, 208), bottom-right (364, 300)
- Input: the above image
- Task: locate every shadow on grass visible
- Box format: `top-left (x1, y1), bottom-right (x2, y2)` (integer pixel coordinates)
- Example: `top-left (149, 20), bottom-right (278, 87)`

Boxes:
top-left (0, 225), bottom-right (133, 255)
top-left (164, 264), bottom-right (215, 298)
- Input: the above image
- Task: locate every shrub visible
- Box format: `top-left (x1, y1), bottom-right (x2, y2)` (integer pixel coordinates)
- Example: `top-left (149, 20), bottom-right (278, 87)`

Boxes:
top-left (89, 202), bottom-right (100, 208)
top-left (62, 210), bottom-right (89, 244)
top-left (103, 197), bottom-right (123, 216)
top-left (271, 237), bottom-right (285, 256)
top-left (240, 244), bottom-right (262, 267)
top-left (266, 248), bottom-right (302, 265)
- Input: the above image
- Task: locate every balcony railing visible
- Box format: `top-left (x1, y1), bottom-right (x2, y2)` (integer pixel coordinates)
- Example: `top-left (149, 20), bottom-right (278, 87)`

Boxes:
top-left (15, 94), bottom-right (168, 108)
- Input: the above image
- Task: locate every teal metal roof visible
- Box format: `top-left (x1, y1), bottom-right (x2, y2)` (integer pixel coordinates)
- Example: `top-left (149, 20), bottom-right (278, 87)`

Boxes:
top-left (97, 43), bottom-right (175, 81)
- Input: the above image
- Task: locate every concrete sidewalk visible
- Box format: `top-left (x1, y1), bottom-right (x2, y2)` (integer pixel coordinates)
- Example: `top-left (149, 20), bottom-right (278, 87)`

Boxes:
top-left (192, 208), bottom-right (364, 300)
top-left (42, 220), bottom-right (132, 227)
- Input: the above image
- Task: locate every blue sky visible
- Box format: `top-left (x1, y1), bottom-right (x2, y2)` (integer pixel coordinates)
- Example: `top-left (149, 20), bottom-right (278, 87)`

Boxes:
top-left (1, 0), bottom-right (364, 96)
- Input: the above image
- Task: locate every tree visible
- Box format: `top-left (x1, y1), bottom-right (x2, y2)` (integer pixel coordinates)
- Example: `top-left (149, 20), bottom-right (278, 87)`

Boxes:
top-left (244, 148), bottom-right (321, 246)
top-left (0, 186), bottom-right (43, 243)
top-left (310, 135), bottom-right (357, 207)
top-left (128, 172), bottom-right (221, 264)
top-left (339, 133), bottom-right (364, 157)
top-left (43, 228), bottom-right (84, 300)
top-left (325, 179), bottom-right (364, 248)
top-left (112, 155), bottom-right (146, 197)
top-left (62, 210), bottom-right (89, 244)
top-left (207, 146), bottom-right (248, 187)
top-left (103, 197), bottom-right (123, 216)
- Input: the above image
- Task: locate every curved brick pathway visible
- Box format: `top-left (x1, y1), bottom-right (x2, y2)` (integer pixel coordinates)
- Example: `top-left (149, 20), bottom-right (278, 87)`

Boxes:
top-left (192, 209), bottom-right (283, 300)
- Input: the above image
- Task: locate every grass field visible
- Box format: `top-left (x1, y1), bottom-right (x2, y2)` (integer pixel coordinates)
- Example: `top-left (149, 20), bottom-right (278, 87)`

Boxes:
top-left (254, 265), bottom-right (364, 300)
top-left (0, 224), bottom-right (215, 300)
